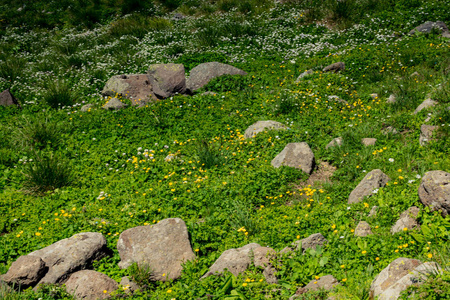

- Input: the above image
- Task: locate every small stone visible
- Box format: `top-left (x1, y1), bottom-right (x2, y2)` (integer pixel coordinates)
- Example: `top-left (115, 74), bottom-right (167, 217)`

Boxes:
top-left (328, 95), bottom-right (348, 104)
top-left (414, 98), bottom-right (437, 115)
top-left (348, 169), bottom-right (390, 204)
top-left (368, 206), bottom-right (379, 217)
top-left (326, 137), bottom-right (343, 149)
top-left (102, 98), bottom-right (127, 110)
top-left (0, 89), bottom-right (20, 107)
top-left (244, 120), bottom-right (286, 139)
top-left (271, 142), bottom-right (315, 175)
top-left (419, 124), bottom-right (438, 146)
top-left (295, 69), bottom-right (313, 82)
top-left (370, 93), bottom-right (379, 99)
top-left (290, 233), bottom-right (328, 253)
top-left (418, 171), bottom-right (450, 217)
top-left (323, 62), bottom-right (345, 73)
top-left (387, 94), bottom-right (396, 104)
top-left (355, 221), bottom-right (373, 237)
top-left (119, 276), bottom-right (140, 294)
top-left (382, 126), bottom-right (398, 135)
top-left (65, 270), bottom-right (118, 300)
top-left (304, 275), bottom-right (340, 291)
top-left (362, 138), bottom-right (377, 146)
top-left (391, 207), bottom-right (420, 234)
top-left (80, 104), bottom-right (94, 112)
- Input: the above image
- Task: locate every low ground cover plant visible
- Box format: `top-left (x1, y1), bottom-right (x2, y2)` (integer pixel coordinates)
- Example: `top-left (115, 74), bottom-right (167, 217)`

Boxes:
top-left (0, 0), bottom-right (449, 299)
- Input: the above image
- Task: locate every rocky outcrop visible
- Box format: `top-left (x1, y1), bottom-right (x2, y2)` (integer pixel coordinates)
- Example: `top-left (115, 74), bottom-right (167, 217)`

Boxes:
top-left (117, 218), bottom-right (195, 281)
top-left (370, 258), bottom-right (440, 300)
top-left (202, 243), bottom-right (261, 278)
top-left (348, 169), bottom-right (390, 204)
top-left (272, 142), bottom-right (315, 174)
top-left (418, 171), bottom-right (450, 217)
top-left (244, 120), bottom-right (286, 139)
top-left (147, 63), bottom-right (186, 99)
top-left (391, 207), bottom-right (420, 234)
top-left (102, 74), bottom-right (155, 105)
top-left (186, 62), bottom-right (247, 93)
top-left (65, 270), bottom-right (118, 300)
top-left (28, 232), bottom-right (109, 285)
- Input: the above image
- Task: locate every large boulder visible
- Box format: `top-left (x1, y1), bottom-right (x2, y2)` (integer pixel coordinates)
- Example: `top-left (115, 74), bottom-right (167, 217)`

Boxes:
top-left (348, 169), bottom-right (390, 204)
top-left (370, 257), bottom-right (440, 300)
top-left (323, 62), bottom-right (345, 73)
top-left (147, 63), bottom-right (186, 99)
top-left (101, 74), bottom-right (155, 106)
top-left (409, 21), bottom-right (449, 35)
top-left (391, 207), bottom-right (421, 234)
top-left (0, 256), bottom-right (47, 289)
top-left (413, 98), bottom-right (437, 115)
top-left (202, 243), bottom-right (261, 278)
top-left (419, 124), bottom-right (438, 146)
top-left (65, 270), bottom-right (118, 300)
top-left (117, 218), bottom-right (195, 281)
top-left (244, 120), bottom-right (286, 139)
top-left (186, 62), bottom-right (247, 93)
top-left (0, 89), bottom-right (20, 107)
top-left (418, 171), bottom-right (450, 217)
top-left (28, 232), bottom-right (109, 285)
top-left (271, 142), bottom-right (315, 175)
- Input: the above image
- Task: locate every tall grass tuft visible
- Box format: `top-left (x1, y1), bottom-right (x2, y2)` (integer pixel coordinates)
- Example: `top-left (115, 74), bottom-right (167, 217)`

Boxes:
top-left (22, 152), bottom-right (73, 195)
top-left (128, 263), bottom-right (153, 288)
top-left (0, 54), bottom-right (25, 83)
top-left (42, 80), bottom-right (77, 108)
top-left (109, 16), bottom-right (172, 39)
top-left (195, 139), bottom-right (225, 169)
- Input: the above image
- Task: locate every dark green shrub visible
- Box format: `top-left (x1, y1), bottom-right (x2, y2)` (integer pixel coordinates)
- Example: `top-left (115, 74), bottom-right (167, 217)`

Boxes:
top-left (42, 80), bottom-right (77, 108)
top-left (109, 16), bottom-right (172, 38)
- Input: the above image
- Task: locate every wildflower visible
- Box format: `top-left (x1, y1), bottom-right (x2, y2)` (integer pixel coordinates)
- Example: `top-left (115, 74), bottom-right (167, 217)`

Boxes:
top-left (242, 283), bottom-right (248, 287)
top-left (427, 253), bottom-right (433, 259)
top-left (362, 250), bottom-right (367, 254)
top-left (389, 158), bottom-right (394, 162)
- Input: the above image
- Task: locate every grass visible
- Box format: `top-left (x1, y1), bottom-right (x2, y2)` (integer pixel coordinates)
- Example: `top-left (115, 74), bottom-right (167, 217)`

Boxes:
top-left (0, 0), bottom-right (449, 299)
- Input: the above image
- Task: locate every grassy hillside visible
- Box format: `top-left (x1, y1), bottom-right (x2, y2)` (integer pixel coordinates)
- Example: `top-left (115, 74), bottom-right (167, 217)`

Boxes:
top-left (0, 0), bottom-right (450, 299)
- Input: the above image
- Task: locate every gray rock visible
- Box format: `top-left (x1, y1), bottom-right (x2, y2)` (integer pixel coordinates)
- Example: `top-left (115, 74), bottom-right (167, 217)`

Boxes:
top-left (370, 257), bottom-right (440, 300)
top-left (443, 31), bottom-right (450, 38)
top-left (65, 270), bottom-right (118, 300)
top-left (304, 275), bottom-right (340, 291)
top-left (102, 98), bottom-right (127, 110)
top-left (202, 243), bottom-right (261, 278)
top-left (244, 120), bottom-right (286, 139)
top-left (0, 89), bottom-right (20, 107)
top-left (391, 207), bottom-right (420, 234)
top-left (147, 63), bottom-right (186, 99)
top-left (101, 74), bottom-right (155, 106)
top-left (413, 98), bottom-right (437, 115)
top-left (117, 218), bottom-right (195, 281)
top-left (323, 62), bottom-right (345, 73)
top-left (172, 13), bottom-right (185, 21)
top-left (28, 232), bottom-right (109, 285)
top-left (271, 142), bottom-right (315, 175)
top-left (119, 276), bottom-right (140, 294)
top-left (370, 93), bottom-right (379, 99)
top-left (348, 169), bottom-right (390, 204)
top-left (387, 94), bottom-right (396, 104)
top-left (355, 221), bottom-right (373, 237)
top-left (287, 233), bottom-right (328, 253)
top-left (295, 70), bottom-right (313, 82)
top-left (326, 137), bottom-right (343, 149)
top-left (1, 256), bottom-right (47, 289)
top-left (200, 91), bottom-right (218, 96)
top-left (419, 124), bottom-right (438, 146)
top-left (368, 206), bottom-right (379, 218)
top-left (186, 62), bottom-right (247, 93)
top-left (409, 21), bottom-right (449, 35)
top-left (328, 95), bottom-right (348, 104)
top-left (382, 126), bottom-right (398, 135)
top-left (418, 171), bottom-right (450, 217)
top-left (362, 138), bottom-right (377, 146)
top-left (80, 104), bottom-right (94, 112)
top-left (253, 247), bottom-right (278, 284)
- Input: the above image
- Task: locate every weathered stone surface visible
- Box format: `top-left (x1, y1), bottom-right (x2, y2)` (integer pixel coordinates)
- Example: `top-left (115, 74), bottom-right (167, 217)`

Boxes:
top-left (348, 169), bottom-right (390, 204)
top-left (65, 270), bottom-right (118, 300)
top-left (419, 124), bottom-right (438, 146)
top-left (1, 256), bottom-right (47, 289)
top-left (391, 207), bottom-right (421, 234)
top-left (355, 221), bottom-right (373, 237)
top-left (414, 98), bottom-right (437, 115)
top-left (147, 63), bottom-right (186, 99)
top-left (102, 74), bottom-right (155, 105)
top-left (0, 89), bottom-right (20, 107)
top-left (323, 62), bottom-right (345, 73)
top-left (295, 69), bottom-right (313, 82)
top-left (202, 243), bottom-right (261, 278)
top-left (387, 94), bottom-right (396, 104)
top-left (409, 21), bottom-right (449, 35)
top-left (253, 247), bottom-right (277, 284)
top-left (80, 104), bottom-right (94, 112)
top-left (271, 142), bottom-right (315, 175)
top-left (370, 258), bottom-right (440, 300)
top-left (362, 138), bottom-right (377, 146)
top-left (326, 137), bottom-right (343, 149)
top-left (418, 170), bottom-right (450, 217)
top-left (305, 275), bottom-right (340, 291)
top-left (186, 62), bottom-right (247, 93)
top-left (244, 120), bottom-right (286, 139)
top-left (102, 97), bottom-right (127, 110)
top-left (28, 232), bottom-right (108, 285)
top-left (368, 206), bottom-right (379, 218)
top-left (328, 95), bottom-right (348, 104)
top-left (288, 233), bottom-right (328, 253)
top-left (117, 218), bottom-right (195, 281)
top-left (119, 276), bottom-right (140, 294)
